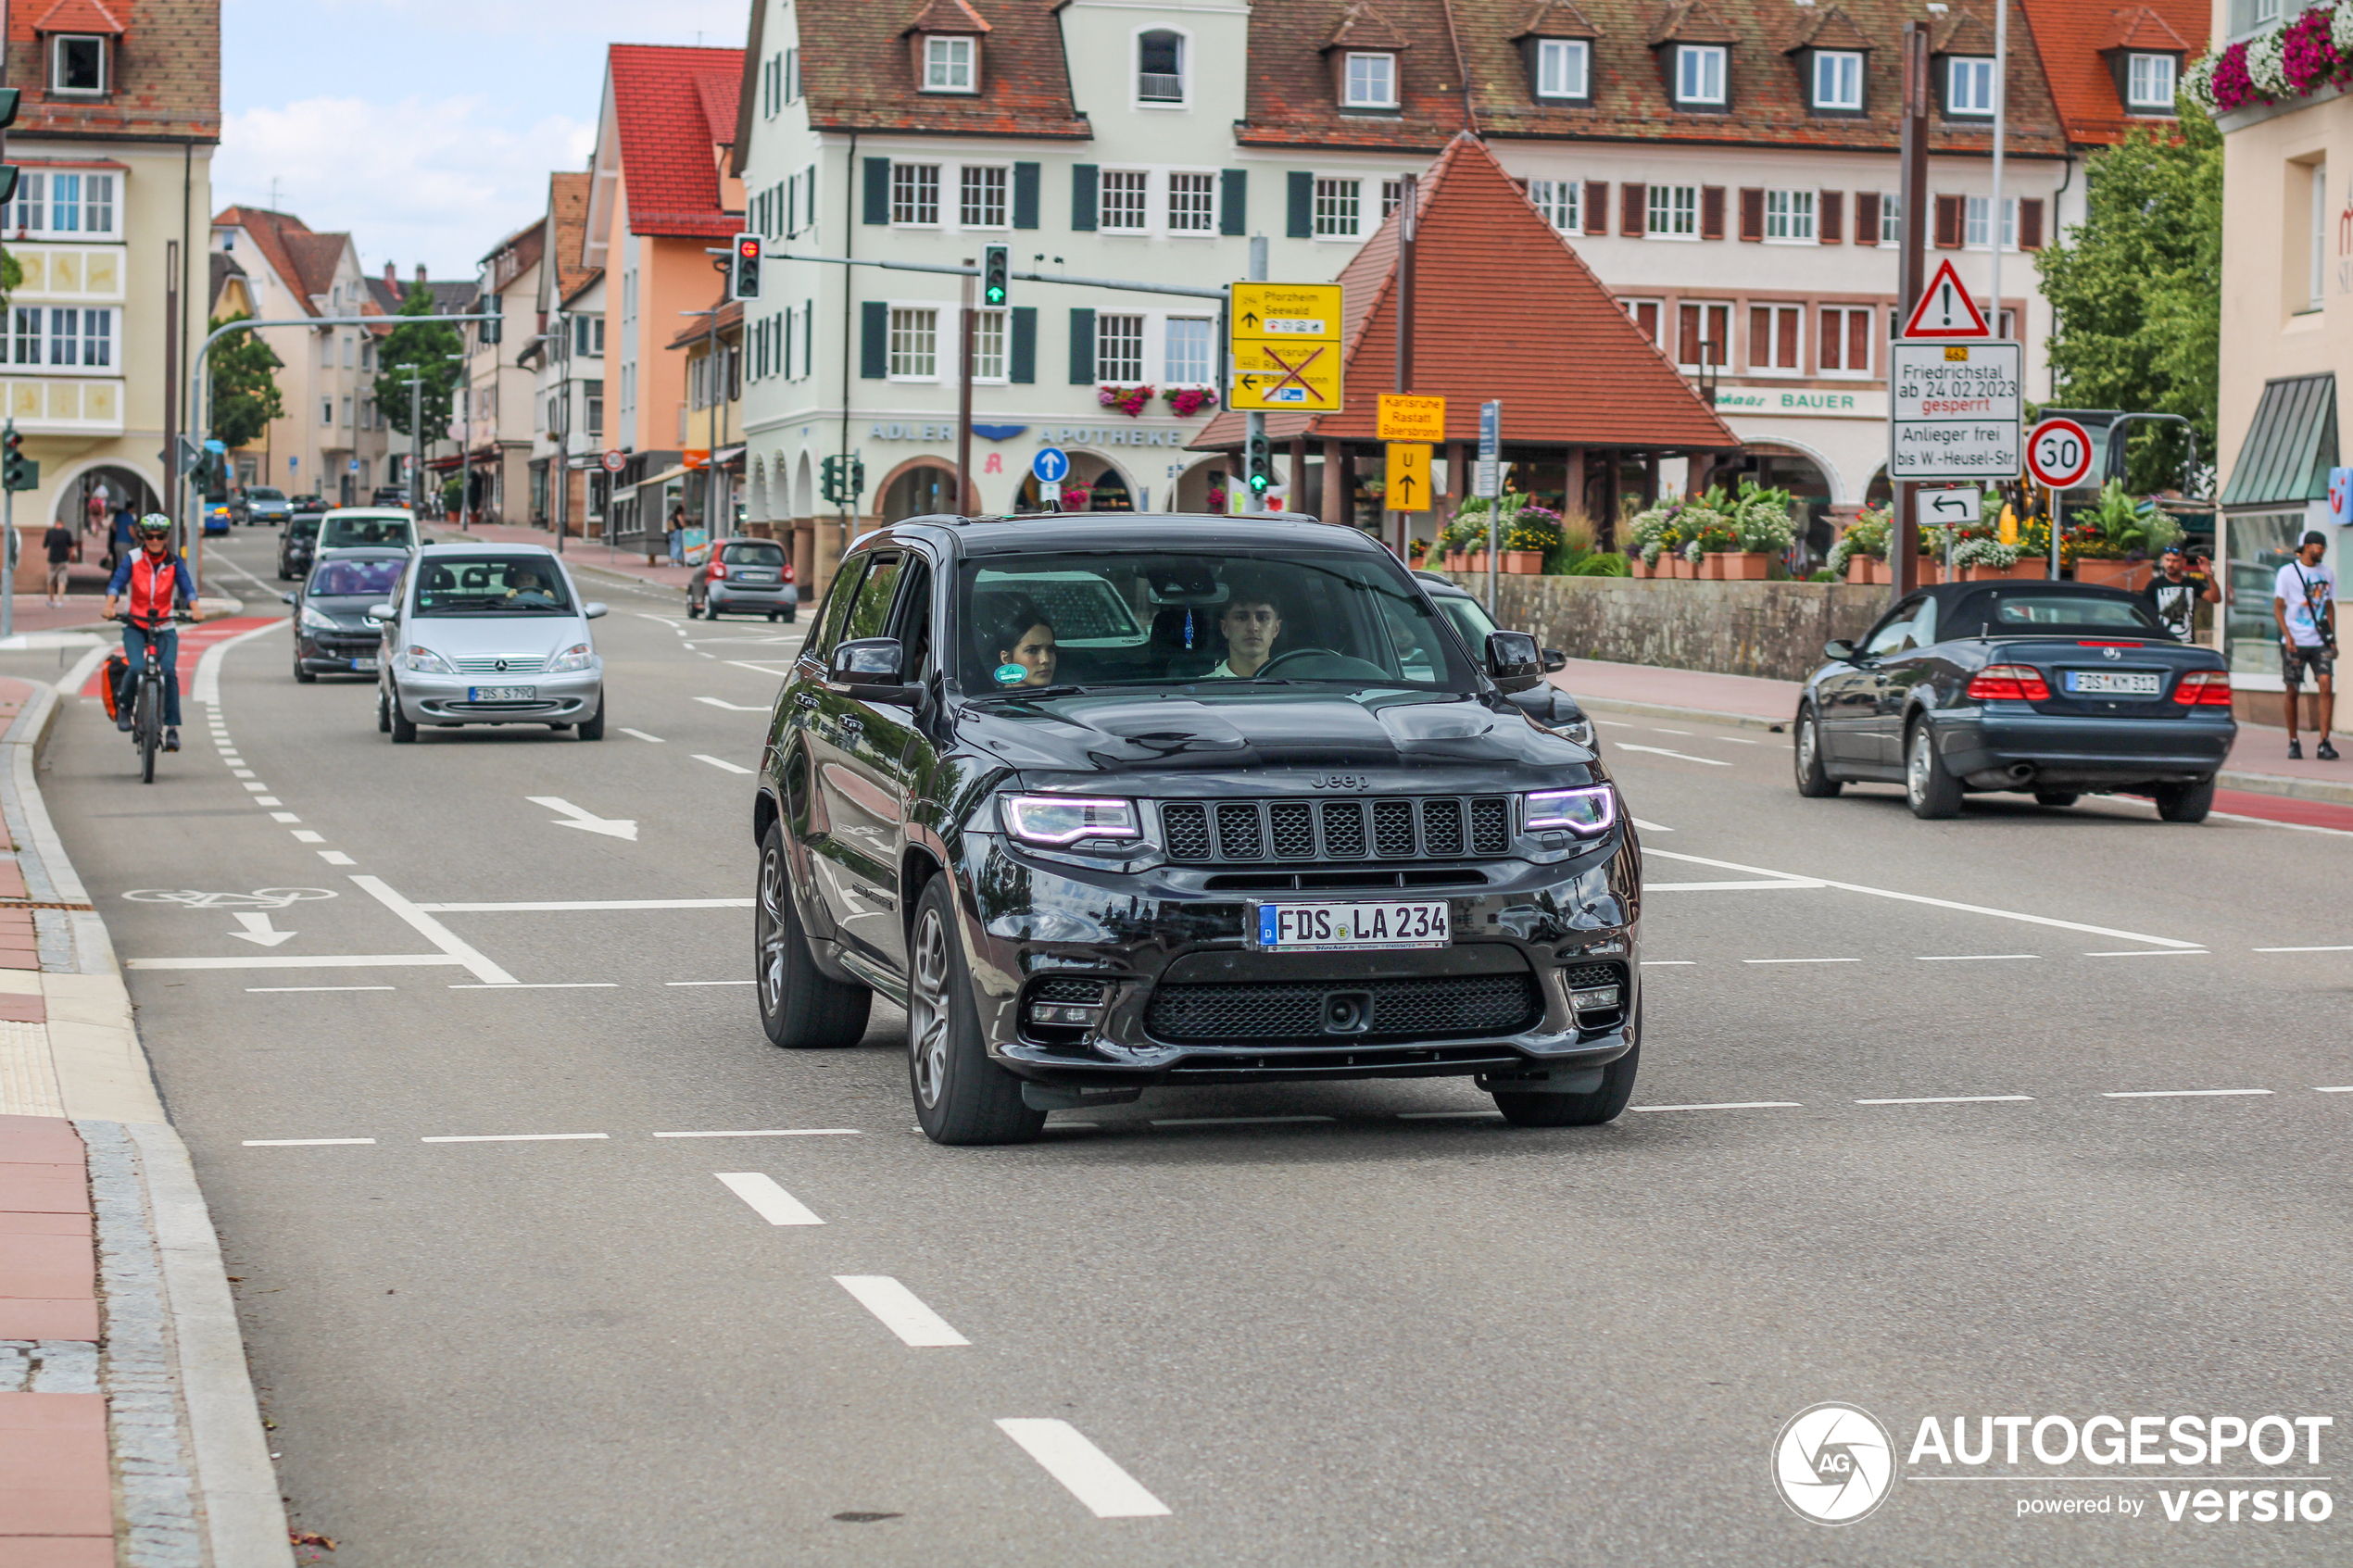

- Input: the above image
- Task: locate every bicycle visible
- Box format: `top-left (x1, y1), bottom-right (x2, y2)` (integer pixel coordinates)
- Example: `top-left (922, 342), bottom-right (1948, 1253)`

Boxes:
top-left (107, 612), bottom-right (195, 784)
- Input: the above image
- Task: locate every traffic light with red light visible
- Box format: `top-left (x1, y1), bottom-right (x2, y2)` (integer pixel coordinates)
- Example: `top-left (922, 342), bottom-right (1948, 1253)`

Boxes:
top-left (731, 233), bottom-right (762, 301)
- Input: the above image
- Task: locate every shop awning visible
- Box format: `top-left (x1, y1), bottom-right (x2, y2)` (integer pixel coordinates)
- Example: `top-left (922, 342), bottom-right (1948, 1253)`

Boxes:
top-left (2220, 373), bottom-right (2337, 508)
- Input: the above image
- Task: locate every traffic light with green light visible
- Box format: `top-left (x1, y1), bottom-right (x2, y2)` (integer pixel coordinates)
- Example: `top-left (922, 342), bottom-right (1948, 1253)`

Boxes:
top-left (1246, 431), bottom-right (1272, 496)
top-left (982, 245), bottom-right (1009, 308)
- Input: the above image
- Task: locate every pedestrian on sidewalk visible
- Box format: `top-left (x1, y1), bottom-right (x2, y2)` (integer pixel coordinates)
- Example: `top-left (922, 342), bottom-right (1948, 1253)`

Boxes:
top-left (2274, 530), bottom-right (2338, 761)
top-left (107, 505), bottom-right (137, 571)
top-left (2143, 544), bottom-right (2219, 643)
top-left (42, 519), bottom-right (74, 607)
top-left (666, 505), bottom-right (686, 568)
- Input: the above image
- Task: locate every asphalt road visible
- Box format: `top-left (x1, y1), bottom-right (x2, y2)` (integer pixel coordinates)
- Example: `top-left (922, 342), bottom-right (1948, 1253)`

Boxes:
top-left (26, 526), bottom-right (2352, 1565)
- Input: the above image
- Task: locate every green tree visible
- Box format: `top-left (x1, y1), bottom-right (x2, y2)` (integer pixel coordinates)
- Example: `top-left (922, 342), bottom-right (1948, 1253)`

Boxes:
top-left (371, 282), bottom-right (462, 438)
top-left (2033, 100), bottom-right (2221, 494)
top-left (205, 312), bottom-right (283, 449)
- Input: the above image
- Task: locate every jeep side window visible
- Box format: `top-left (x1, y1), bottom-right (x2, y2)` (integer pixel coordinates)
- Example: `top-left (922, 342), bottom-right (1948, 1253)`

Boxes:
top-left (843, 554), bottom-right (904, 644)
top-left (890, 558), bottom-right (934, 677)
top-left (809, 558), bottom-right (870, 662)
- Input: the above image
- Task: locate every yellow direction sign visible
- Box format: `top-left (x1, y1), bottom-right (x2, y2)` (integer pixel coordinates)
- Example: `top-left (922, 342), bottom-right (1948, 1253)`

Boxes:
top-left (1385, 443), bottom-right (1433, 513)
top-left (1229, 282), bottom-right (1344, 413)
top-left (1378, 395), bottom-right (1446, 443)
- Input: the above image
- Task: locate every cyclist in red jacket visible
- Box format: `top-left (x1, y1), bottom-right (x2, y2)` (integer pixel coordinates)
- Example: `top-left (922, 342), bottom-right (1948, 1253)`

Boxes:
top-left (103, 516), bottom-right (205, 750)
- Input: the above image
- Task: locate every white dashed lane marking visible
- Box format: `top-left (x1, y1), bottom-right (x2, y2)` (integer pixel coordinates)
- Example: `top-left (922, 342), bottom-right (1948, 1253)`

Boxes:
top-left (2101, 1088), bottom-right (2273, 1099)
top-left (695, 696), bottom-right (766, 711)
top-left (694, 754), bottom-right (754, 774)
top-left (243, 1138), bottom-right (377, 1147)
top-left (1856, 1096), bottom-right (2033, 1106)
top-left (716, 1172), bottom-right (824, 1225)
top-left (1631, 1101), bottom-right (1805, 1113)
top-left (995, 1420), bottom-right (1171, 1519)
top-left (652, 1129), bottom-right (859, 1138)
top-left (620, 728), bottom-right (666, 743)
top-left (833, 1276), bottom-right (970, 1348)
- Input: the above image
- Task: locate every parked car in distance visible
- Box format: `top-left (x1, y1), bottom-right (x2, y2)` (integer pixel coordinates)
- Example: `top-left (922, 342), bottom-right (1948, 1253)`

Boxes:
top-left (373, 543), bottom-right (608, 741)
top-left (279, 513), bottom-right (324, 581)
top-left (235, 486), bottom-right (291, 527)
top-left (1413, 571), bottom-right (1591, 746)
top-left (320, 508), bottom-right (417, 553)
top-left (756, 513), bottom-right (1635, 1146)
top-left (370, 486), bottom-right (409, 507)
top-left (1793, 582), bottom-right (2236, 822)
top-left (283, 548), bottom-right (405, 683)
top-left (688, 537), bottom-right (797, 621)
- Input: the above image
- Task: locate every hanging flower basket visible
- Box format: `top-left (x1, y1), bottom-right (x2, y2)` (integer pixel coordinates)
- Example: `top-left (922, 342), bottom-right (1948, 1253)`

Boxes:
top-left (1163, 386), bottom-right (1219, 418)
top-left (1098, 383), bottom-right (1153, 418)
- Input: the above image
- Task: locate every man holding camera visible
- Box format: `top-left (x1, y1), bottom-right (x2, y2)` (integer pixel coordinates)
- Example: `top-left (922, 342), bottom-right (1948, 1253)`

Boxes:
top-left (2274, 530), bottom-right (2338, 760)
top-left (2144, 544), bottom-right (2220, 643)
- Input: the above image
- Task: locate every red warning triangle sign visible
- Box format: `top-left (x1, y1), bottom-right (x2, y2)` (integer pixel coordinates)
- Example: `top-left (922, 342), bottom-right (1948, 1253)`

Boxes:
top-left (1900, 257), bottom-right (1994, 339)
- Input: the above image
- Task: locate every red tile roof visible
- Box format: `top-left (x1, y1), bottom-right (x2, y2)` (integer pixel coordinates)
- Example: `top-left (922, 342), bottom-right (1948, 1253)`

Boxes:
top-left (1196, 132), bottom-right (1733, 452)
top-left (609, 44), bottom-right (746, 239)
top-left (211, 207), bottom-right (348, 316)
top-left (2018, 0), bottom-right (2206, 145)
top-left (1241, 0), bottom-right (1475, 151)
top-left (5, 0), bottom-right (216, 142)
top-left (778, 0), bottom-right (1089, 141)
top-left (32, 0), bottom-right (124, 34)
top-left (900, 0), bottom-right (991, 35)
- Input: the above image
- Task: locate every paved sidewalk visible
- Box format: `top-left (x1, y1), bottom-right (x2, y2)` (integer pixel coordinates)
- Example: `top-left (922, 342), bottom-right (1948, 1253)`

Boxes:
top-left (0, 670), bottom-right (292, 1568)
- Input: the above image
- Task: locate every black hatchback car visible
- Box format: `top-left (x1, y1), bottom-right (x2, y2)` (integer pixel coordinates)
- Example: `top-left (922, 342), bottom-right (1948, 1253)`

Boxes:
top-left (278, 512), bottom-right (323, 581)
top-left (1793, 582), bottom-right (2235, 822)
top-left (283, 547), bottom-right (404, 681)
top-left (753, 515), bottom-right (1640, 1145)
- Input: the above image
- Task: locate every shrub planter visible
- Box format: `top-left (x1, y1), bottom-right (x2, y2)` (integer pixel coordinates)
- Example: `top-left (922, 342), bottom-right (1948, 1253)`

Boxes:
top-left (2073, 558), bottom-right (2147, 590)
top-left (1961, 560), bottom-right (2047, 582)
top-left (1503, 549), bottom-right (1544, 575)
top-left (1668, 555), bottom-right (1696, 580)
top-left (1630, 557), bottom-right (1654, 579)
top-left (1845, 557), bottom-right (1875, 585)
top-left (1445, 550), bottom-right (1468, 571)
top-left (1708, 551), bottom-right (1770, 581)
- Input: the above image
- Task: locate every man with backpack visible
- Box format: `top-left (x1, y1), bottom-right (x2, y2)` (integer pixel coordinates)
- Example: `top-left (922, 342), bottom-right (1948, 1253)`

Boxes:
top-left (2274, 530), bottom-right (2338, 761)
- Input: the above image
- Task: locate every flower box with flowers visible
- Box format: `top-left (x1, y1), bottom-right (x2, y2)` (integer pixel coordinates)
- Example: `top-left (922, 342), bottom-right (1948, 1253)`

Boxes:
top-left (1162, 386), bottom-right (1218, 419)
top-left (1097, 383), bottom-right (1153, 419)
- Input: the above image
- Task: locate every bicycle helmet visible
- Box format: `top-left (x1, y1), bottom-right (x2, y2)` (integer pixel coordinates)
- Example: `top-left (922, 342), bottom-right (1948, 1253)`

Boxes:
top-left (135, 513), bottom-right (172, 535)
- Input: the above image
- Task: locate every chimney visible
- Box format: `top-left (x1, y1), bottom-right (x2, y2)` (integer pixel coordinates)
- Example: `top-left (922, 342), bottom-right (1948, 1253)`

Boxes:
top-left (414, 262), bottom-right (428, 286)
top-left (384, 261), bottom-right (396, 287)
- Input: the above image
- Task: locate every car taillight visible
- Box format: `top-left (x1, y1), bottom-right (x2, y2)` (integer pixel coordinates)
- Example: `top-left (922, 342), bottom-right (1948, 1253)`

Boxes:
top-left (782, 562), bottom-right (795, 582)
top-left (2173, 671), bottom-right (2233, 706)
top-left (1967, 664), bottom-right (2052, 702)
top-left (710, 561), bottom-right (726, 580)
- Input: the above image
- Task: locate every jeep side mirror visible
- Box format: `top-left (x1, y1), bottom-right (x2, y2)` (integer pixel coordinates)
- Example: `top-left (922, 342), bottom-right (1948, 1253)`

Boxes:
top-left (1485, 631), bottom-right (1542, 694)
top-left (1824, 638), bottom-right (1860, 662)
top-left (1541, 646), bottom-right (1567, 674)
top-left (829, 636), bottom-right (913, 702)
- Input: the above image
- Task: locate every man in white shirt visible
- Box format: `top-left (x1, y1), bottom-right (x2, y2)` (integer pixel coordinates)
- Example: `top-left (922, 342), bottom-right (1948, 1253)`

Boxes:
top-left (1207, 586), bottom-right (1281, 678)
top-left (2273, 530), bottom-right (2338, 760)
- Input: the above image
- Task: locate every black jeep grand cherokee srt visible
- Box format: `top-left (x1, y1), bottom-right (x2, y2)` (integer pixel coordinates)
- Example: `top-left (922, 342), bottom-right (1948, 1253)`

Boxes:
top-left (753, 514), bottom-right (1641, 1145)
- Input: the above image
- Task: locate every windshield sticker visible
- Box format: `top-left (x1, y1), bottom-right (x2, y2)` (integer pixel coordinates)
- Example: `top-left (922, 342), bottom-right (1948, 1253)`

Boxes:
top-left (995, 663), bottom-right (1029, 685)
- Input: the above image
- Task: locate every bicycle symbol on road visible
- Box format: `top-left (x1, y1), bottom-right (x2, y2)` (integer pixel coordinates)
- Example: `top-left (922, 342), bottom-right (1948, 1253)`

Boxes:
top-left (122, 888), bottom-right (339, 910)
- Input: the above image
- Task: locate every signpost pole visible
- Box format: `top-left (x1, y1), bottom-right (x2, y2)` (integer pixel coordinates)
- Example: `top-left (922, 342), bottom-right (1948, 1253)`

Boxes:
top-left (1393, 174), bottom-right (1416, 560)
top-left (1478, 400), bottom-right (1502, 619)
top-left (957, 265), bottom-right (975, 518)
top-left (1895, 21), bottom-right (1931, 600)
top-left (1245, 237), bottom-right (1267, 517)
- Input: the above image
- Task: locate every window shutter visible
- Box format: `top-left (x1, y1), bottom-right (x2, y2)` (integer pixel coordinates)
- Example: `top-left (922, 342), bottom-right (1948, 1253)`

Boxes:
top-left (1071, 165), bottom-right (1099, 232)
top-left (1819, 190), bottom-right (1844, 244)
top-left (1010, 307), bottom-right (1037, 383)
top-left (1013, 162), bottom-right (1040, 229)
top-left (862, 158), bottom-right (890, 225)
top-left (1856, 192), bottom-right (1881, 245)
top-left (860, 300), bottom-right (887, 378)
top-left (1933, 194), bottom-right (1963, 248)
top-left (2018, 197), bottom-right (2045, 250)
top-left (1220, 169), bottom-right (1248, 236)
top-left (1738, 188), bottom-right (1765, 242)
top-left (1068, 307), bottom-right (1095, 383)
top-left (1700, 186), bottom-right (1726, 240)
top-left (1619, 182), bottom-right (1645, 238)
top-left (1287, 171), bottom-right (1315, 238)
top-left (1583, 181), bottom-right (1609, 234)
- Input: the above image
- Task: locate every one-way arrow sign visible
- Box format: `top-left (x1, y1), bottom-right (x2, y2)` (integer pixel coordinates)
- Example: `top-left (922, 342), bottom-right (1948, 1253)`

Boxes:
top-left (526, 796), bottom-right (640, 841)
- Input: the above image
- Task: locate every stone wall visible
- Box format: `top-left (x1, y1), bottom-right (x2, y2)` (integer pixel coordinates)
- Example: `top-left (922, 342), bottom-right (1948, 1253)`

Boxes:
top-left (1446, 573), bottom-right (1892, 684)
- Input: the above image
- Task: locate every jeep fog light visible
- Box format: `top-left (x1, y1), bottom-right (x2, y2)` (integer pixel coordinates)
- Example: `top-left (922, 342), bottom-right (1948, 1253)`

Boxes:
top-left (1569, 984), bottom-right (1622, 1013)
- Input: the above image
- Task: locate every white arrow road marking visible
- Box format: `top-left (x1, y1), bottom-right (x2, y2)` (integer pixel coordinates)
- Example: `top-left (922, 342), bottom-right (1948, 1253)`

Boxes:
top-left (346, 874), bottom-right (520, 985)
top-left (995, 1421), bottom-right (1171, 1518)
top-left (229, 912), bottom-right (296, 947)
top-left (833, 1276), bottom-right (970, 1347)
top-left (525, 796), bottom-right (638, 841)
top-left (695, 696), bottom-right (768, 712)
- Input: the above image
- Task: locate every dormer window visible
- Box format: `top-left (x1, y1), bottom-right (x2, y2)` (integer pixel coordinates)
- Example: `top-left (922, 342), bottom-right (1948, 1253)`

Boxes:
top-left (924, 35), bottom-right (975, 93)
top-left (1534, 39), bottom-right (1591, 100)
top-left (51, 33), bottom-right (107, 95)
top-left (1138, 29), bottom-right (1185, 105)
top-left (1344, 52), bottom-right (1398, 108)
top-left (1674, 44), bottom-right (1726, 106)
top-left (1812, 49), bottom-right (1863, 110)
top-left (2124, 51), bottom-right (2177, 110)
top-left (1944, 56), bottom-right (1994, 115)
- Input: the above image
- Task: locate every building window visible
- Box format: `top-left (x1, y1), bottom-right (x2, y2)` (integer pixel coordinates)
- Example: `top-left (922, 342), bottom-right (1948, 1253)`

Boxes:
top-left (1748, 304), bottom-right (1801, 372)
top-left (573, 315), bottom-right (603, 356)
top-left (888, 307), bottom-right (937, 379)
top-left (1139, 29), bottom-right (1184, 103)
top-left (50, 35), bottom-right (106, 95)
top-left (972, 308), bottom-right (1006, 382)
top-left (1529, 179), bottom-right (1581, 234)
top-left (1622, 298), bottom-right (1664, 345)
top-left (1165, 317), bottom-right (1214, 385)
top-left (1677, 301), bottom-right (1730, 370)
top-left (3, 306), bottom-right (115, 369)
top-left (1168, 172), bottom-right (1216, 232)
top-left (1880, 192), bottom-right (1902, 242)
top-left (585, 381), bottom-right (604, 437)
top-left (1812, 50), bottom-right (1863, 110)
top-left (2125, 53), bottom-right (2177, 110)
top-left (1764, 189), bottom-right (1816, 242)
top-left (923, 36), bottom-right (975, 94)
top-left (786, 46), bottom-right (799, 103)
top-left (1101, 169), bottom-right (1150, 232)
top-left (1648, 183), bottom-right (1700, 238)
top-left (2226, 0), bottom-right (2283, 41)
top-left (1819, 306), bottom-right (1872, 377)
top-left (1380, 178), bottom-right (1404, 218)
top-left (2310, 162), bottom-right (2330, 312)
top-left (1344, 52), bottom-right (1398, 108)
top-left (1947, 56), bottom-right (1995, 116)
top-left (321, 397), bottom-right (333, 427)
top-left (1535, 38), bottom-right (1590, 100)
top-left (1095, 313), bottom-right (1145, 383)
top-left (342, 395), bottom-right (355, 426)
top-left (1314, 178), bottom-right (1363, 237)
top-left (1965, 194), bottom-right (2018, 249)
top-left (890, 163), bottom-right (940, 226)
top-left (1675, 44), bottom-right (1727, 106)
top-left (961, 165), bottom-right (1008, 228)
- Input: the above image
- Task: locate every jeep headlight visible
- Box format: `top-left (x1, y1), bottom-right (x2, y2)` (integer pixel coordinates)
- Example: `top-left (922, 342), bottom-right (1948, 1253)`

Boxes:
top-left (1000, 795), bottom-right (1141, 846)
top-left (1525, 784), bottom-right (1616, 836)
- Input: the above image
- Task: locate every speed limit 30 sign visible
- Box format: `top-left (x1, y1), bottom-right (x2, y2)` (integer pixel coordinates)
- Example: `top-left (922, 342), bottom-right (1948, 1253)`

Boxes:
top-left (2025, 418), bottom-right (2095, 490)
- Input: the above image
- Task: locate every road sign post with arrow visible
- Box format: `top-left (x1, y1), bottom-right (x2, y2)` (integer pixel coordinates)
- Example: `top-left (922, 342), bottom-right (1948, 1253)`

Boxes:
top-left (1384, 444), bottom-right (1431, 516)
top-left (1227, 283), bottom-right (1344, 413)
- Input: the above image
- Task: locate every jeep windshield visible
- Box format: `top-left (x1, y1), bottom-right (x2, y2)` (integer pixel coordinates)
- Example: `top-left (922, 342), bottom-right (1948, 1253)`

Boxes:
top-left (959, 548), bottom-right (1479, 696)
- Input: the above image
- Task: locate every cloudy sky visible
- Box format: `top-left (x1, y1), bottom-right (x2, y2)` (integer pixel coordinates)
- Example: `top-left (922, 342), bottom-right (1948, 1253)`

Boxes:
top-left (214, 0), bottom-right (748, 281)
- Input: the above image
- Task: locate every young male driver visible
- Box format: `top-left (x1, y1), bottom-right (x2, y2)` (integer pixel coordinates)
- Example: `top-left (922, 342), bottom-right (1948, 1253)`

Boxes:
top-left (2274, 530), bottom-right (2338, 761)
top-left (1208, 583), bottom-right (1281, 678)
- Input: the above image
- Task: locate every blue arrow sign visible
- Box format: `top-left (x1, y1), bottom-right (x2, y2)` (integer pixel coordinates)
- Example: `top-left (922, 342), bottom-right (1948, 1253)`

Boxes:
top-left (1032, 447), bottom-right (1070, 484)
